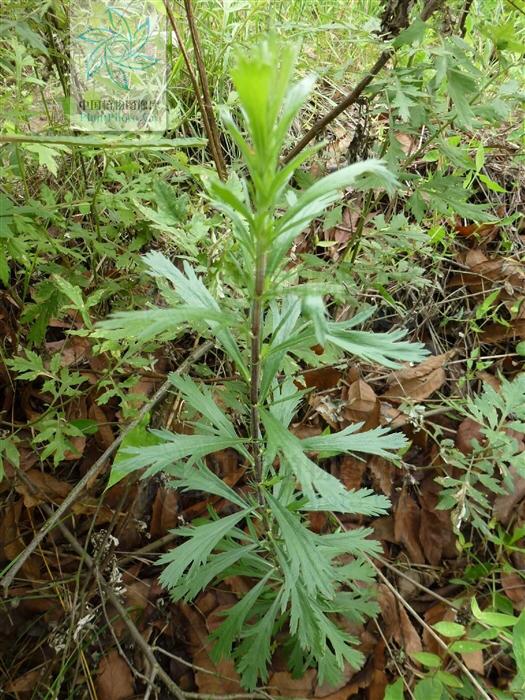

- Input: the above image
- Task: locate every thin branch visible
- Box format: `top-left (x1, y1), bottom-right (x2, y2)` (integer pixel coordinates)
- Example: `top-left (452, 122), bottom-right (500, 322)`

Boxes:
top-left (183, 0), bottom-right (227, 181)
top-left (364, 554), bottom-right (494, 700)
top-left (164, 1), bottom-right (226, 180)
top-left (458, 0), bottom-right (474, 37)
top-left (2, 339), bottom-right (214, 593)
top-left (282, 0), bottom-right (445, 164)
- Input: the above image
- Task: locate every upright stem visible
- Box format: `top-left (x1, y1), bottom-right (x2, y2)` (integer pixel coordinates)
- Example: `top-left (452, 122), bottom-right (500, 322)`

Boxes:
top-left (183, 0), bottom-right (227, 181)
top-left (164, 1), bottom-right (226, 181)
top-left (250, 241), bottom-right (267, 485)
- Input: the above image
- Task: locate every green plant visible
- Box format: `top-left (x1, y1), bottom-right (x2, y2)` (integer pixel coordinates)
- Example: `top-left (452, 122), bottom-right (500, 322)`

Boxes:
top-left (96, 39), bottom-right (427, 689)
top-left (437, 374), bottom-right (525, 536)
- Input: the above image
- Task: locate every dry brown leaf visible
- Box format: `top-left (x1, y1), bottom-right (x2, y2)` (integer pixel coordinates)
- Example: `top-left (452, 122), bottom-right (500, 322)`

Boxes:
top-left (501, 571), bottom-right (525, 610)
top-left (343, 379), bottom-right (379, 429)
top-left (180, 602), bottom-right (243, 694)
top-left (339, 455), bottom-right (366, 491)
top-left (46, 336), bottom-right (92, 367)
top-left (455, 222), bottom-right (499, 243)
top-left (88, 402), bottom-right (115, 450)
top-left (423, 603), bottom-right (456, 657)
top-left (269, 669), bottom-right (316, 697)
top-left (16, 469), bottom-right (72, 508)
top-left (150, 487), bottom-right (179, 538)
top-left (494, 469), bottom-right (525, 525)
top-left (395, 132), bottom-right (416, 154)
top-left (96, 650), bottom-right (134, 700)
top-left (367, 670), bottom-right (388, 700)
top-left (377, 584), bottom-right (422, 654)
top-left (6, 668), bottom-right (44, 693)
top-left (71, 497), bottom-right (115, 525)
top-left (314, 663), bottom-right (356, 697)
top-left (461, 649), bottom-right (484, 674)
top-left (302, 366), bottom-right (342, 391)
top-left (0, 500), bottom-right (25, 561)
top-left (419, 478), bottom-right (457, 563)
top-left (394, 490), bottom-right (425, 564)
top-left (456, 418), bottom-right (483, 455)
top-left (368, 456), bottom-right (395, 496)
top-left (382, 354), bottom-right (449, 403)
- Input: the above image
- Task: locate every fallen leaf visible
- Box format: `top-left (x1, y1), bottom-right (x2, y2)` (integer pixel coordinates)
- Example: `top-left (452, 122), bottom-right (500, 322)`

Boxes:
top-left (269, 669), bottom-right (316, 697)
top-left (394, 490), bottom-right (425, 564)
top-left (0, 499), bottom-right (25, 560)
top-left (423, 603), bottom-right (456, 657)
top-left (6, 668), bottom-right (44, 693)
top-left (461, 649), bottom-right (484, 675)
top-left (343, 379), bottom-right (379, 429)
top-left (368, 455), bottom-right (395, 496)
top-left (456, 418), bottom-right (483, 454)
top-left (150, 487), bottom-right (179, 538)
top-left (382, 354), bottom-right (449, 403)
top-left (377, 584), bottom-right (422, 654)
top-left (455, 222), bottom-right (499, 243)
top-left (339, 455), bottom-right (366, 491)
top-left (95, 650), bottom-right (134, 700)
top-left (494, 469), bottom-right (525, 524)
top-left (301, 366), bottom-right (342, 391)
top-left (89, 402), bottom-right (115, 450)
top-left (180, 602), bottom-right (243, 694)
top-left (419, 477), bottom-right (457, 563)
top-left (46, 336), bottom-right (92, 367)
top-left (16, 469), bottom-right (72, 508)
top-left (367, 669), bottom-right (388, 700)
top-left (501, 571), bottom-right (525, 610)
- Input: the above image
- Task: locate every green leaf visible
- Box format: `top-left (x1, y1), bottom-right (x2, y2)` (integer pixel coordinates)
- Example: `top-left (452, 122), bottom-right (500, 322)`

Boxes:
top-left (23, 143), bottom-right (68, 176)
top-left (261, 410), bottom-right (390, 515)
top-left (236, 595), bottom-right (282, 689)
top-left (516, 341), bottom-right (525, 357)
top-left (410, 651), bottom-right (442, 668)
top-left (449, 640), bottom-right (486, 653)
top-left (168, 460), bottom-right (250, 510)
top-left (269, 161), bottom-right (397, 274)
top-left (432, 621), bottom-right (465, 638)
top-left (118, 431), bottom-right (247, 479)
top-left (447, 67), bottom-right (477, 127)
top-left (393, 17), bottom-right (427, 47)
top-left (157, 509), bottom-right (251, 592)
top-left (0, 437), bottom-right (19, 481)
top-left (301, 423), bottom-right (408, 459)
top-left (142, 252), bottom-right (248, 379)
top-left (514, 609), bottom-right (525, 678)
top-left (327, 324), bottom-right (428, 369)
top-left (211, 571), bottom-right (273, 661)
top-left (268, 494), bottom-right (334, 599)
top-left (471, 597), bottom-right (517, 627)
top-left (413, 677), bottom-right (443, 700)
top-left (435, 670), bottom-right (463, 689)
top-left (385, 678), bottom-right (405, 700)
top-left (96, 307), bottom-right (238, 342)
top-left (109, 415), bottom-right (163, 488)
top-left (171, 544), bottom-right (257, 600)
top-left (169, 374), bottom-right (238, 439)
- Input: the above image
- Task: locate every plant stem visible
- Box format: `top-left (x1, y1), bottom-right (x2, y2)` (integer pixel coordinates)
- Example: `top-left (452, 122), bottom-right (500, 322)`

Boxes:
top-left (183, 0), bottom-right (227, 181)
top-left (250, 241), bottom-right (267, 486)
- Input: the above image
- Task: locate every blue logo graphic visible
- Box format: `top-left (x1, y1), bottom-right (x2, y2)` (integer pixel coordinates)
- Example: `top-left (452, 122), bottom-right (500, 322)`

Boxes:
top-left (78, 6), bottom-right (158, 91)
